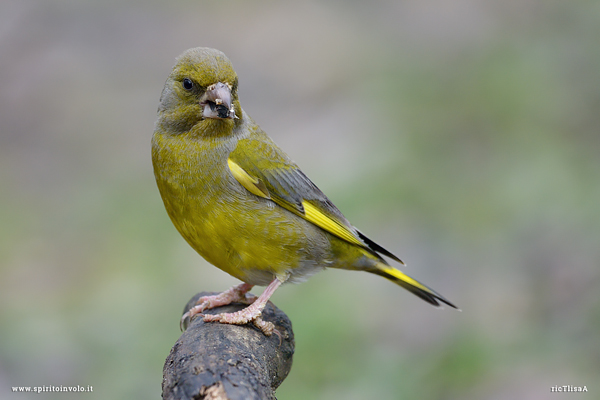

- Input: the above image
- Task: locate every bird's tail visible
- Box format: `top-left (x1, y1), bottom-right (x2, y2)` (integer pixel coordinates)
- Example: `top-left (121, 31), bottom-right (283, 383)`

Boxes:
top-left (371, 262), bottom-right (458, 309)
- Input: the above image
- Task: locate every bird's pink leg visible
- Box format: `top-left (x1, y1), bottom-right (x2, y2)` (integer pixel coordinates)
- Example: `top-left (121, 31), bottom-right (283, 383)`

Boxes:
top-left (203, 278), bottom-right (282, 335)
top-left (181, 283), bottom-right (256, 330)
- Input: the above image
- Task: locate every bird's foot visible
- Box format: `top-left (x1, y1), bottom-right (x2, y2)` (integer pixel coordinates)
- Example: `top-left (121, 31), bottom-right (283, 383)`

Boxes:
top-left (182, 279), bottom-right (283, 337)
top-left (202, 301), bottom-right (276, 337)
top-left (195, 278), bottom-right (283, 337)
top-left (180, 283), bottom-right (256, 330)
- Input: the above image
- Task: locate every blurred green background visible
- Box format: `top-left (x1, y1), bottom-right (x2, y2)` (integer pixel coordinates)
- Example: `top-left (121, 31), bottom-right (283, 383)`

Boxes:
top-left (1, 0), bottom-right (599, 399)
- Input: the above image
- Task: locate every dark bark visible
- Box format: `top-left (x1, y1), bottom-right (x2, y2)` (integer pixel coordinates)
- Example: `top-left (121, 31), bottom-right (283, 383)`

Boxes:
top-left (162, 292), bottom-right (294, 400)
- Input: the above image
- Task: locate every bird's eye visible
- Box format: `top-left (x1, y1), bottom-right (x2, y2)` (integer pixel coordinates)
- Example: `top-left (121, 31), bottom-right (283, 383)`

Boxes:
top-left (182, 78), bottom-right (194, 90)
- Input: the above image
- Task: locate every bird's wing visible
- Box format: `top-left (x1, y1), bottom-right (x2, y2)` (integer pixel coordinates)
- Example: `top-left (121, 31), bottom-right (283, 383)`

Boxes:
top-left (228, 132), bottom-right (403, 264)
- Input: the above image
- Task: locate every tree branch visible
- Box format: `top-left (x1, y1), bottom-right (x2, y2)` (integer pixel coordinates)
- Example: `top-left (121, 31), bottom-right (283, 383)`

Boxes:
top-left (162, 292), bottom-right (295, 400)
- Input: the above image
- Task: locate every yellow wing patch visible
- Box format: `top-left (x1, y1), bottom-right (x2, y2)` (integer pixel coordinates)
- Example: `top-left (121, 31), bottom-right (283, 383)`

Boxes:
top-left (302, 201), bottom-right (364, 247)
top-left (227, 158), bottom-right (270, 199)
top-left (228, 158), bottom-right (364, 248)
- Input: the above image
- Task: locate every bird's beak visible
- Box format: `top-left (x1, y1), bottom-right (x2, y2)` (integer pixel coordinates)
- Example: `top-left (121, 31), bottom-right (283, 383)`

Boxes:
top-left (200, 82), bottom-right (236, 120)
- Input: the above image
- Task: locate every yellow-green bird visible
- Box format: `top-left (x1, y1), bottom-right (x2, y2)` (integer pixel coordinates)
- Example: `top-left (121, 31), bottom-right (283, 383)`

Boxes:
top-left (152, 47), bottom-right (457, 335)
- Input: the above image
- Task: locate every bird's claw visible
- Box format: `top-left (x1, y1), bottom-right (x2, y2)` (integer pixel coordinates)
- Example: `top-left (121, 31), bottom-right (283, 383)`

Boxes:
top-left (179, 281), bottom-right (282, 337)
top-left (180, 284), bottom-right (257, 331)
top-left (202, 311), bottom-right (279, 337)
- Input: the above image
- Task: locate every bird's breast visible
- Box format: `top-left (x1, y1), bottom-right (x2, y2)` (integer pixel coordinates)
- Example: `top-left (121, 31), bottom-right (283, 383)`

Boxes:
top-left (151, 130), bottom-right (331, 285)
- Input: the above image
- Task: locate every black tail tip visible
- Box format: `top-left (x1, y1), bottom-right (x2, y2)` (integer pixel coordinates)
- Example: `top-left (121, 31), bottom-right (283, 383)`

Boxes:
top-left (428, 293), bottom-right (459, 310)
top-left (410, 285), bottom-right (459, 310)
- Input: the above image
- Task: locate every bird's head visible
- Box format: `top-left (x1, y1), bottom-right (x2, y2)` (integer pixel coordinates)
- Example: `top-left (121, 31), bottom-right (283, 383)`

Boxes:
top-left (157, 47), bottom-right (241, 134)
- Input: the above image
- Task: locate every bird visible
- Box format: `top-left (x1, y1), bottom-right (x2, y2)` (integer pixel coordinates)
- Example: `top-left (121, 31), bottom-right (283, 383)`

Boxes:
top-left (152, 47), bottom-right (457, 335)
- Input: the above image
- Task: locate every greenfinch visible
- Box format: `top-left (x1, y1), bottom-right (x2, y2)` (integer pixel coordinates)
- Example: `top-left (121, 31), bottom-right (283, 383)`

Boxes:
top-left (152, 47), bottom-right (457, 335)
